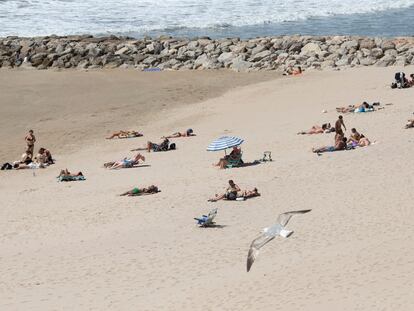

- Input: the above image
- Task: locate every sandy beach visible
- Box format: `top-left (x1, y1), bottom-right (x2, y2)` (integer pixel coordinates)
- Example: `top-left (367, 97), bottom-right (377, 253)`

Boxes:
top-left (1, 66), bottom-right (414, 310)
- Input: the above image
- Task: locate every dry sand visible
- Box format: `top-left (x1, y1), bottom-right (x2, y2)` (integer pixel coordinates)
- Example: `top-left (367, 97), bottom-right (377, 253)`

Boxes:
top-left (1, 66), bottom-right (414, 311)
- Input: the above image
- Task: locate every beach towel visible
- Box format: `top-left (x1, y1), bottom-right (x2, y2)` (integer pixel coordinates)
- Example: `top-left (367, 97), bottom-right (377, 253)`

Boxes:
top-left (58, 175), bottom-right (85, 182)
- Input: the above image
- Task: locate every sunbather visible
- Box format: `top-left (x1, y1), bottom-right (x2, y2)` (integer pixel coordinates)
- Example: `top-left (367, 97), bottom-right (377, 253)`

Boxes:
top-left (119, 185), bottom-right (160, 196)
top-left (162, 128), bottom-right (195, 138)
top-left (214, 146), bottom-right (243, 169)
top-left (283, 66), bottom-right (302, 76)
top-left (358, 135), bottom-right (371, 147)
top-left (58, 169), bottom-right (83, 178)
top-left (208, 180), bottom-right (241, 202)
top-left (312, 136), bottom-right (348, 154)
top-left (35, 148), bottom-right (54, 165)
top-left (347, 128), bottom-right (361, 144)
top-left (106, 130), bottom-right (143, 139)
top-left (104, 153), bottom-right (145, 169)
top-left (240, 188), bottom-right (261, 199)
top-left (336, 102), bottom-right (376, 113)
top-left (13, 162), bottom-right (45, 169)
top-left (131, 138), bottom-right (172, 152)
top-left (298, 123), bottom-right (333, 135)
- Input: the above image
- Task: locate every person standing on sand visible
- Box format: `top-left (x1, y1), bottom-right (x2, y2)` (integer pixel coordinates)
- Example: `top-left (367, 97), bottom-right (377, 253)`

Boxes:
top-left (335, 115), bottom-right (346, 138)
top-left (25, 130), bottom-right (36, 155)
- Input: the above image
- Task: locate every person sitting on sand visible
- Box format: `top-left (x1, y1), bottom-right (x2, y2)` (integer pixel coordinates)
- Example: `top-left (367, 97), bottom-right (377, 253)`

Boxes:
top-left (34, 147), bottom-right (53, 165)
top-left (347, 128), bottom-right (361, 145)
top-left (298, 123), bottom-right (333, 135)
top-left (20, 151), bottom-right (33, 165)
top-left (312, 136), bottom-right (348, 154)
top-left (405, 119), bottom-right (414, 129)
top-left (58, 169), bottom-right (83, 178)
top-left (119, 185), bottom-right (160, 196)
top-left (162, 128), bottom-right (195, 139)
top-left (104, 153), bottom-right (145, 169)
top-left (106, 130), bottom-right (143, 139)
top-left (208, 180), bottom-right (241, 202)
top-left (214, 146), bottom-right (243, 169)
top-left (131, 138), bottom-right (172, 152)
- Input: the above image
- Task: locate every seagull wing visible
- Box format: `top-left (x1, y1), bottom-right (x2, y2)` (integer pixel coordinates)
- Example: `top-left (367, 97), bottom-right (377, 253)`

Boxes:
top-left (247, 234), bottom-right (275, 272)
top-left (277, 209), bottom-right (312, 227)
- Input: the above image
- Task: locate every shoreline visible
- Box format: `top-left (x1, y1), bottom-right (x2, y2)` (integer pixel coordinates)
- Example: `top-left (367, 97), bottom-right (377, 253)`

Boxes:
top-left (1, 35), bottom-right (414, 72)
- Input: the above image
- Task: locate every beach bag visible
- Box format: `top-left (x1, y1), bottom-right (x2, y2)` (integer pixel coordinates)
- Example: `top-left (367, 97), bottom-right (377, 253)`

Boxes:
top-left (169, 143), bottom-right (176, 150)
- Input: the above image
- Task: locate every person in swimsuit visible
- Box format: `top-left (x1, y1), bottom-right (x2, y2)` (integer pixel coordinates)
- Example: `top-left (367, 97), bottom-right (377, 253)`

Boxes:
top-left (119, 185), bottom-right (160, 196)
top-left (347, 128), bottom-right (361, 145)
top-left (312, 136), bottom-right (348, 154)
top-left (208, 180), bottom-right (241, 202)
top-left (25, 130), bottom-right (36, 154)
top-left (240, 188), bottom-right (261, 199)
top-left (104, 153), bottom-right (145, 169)
top-left (106, 130), bottom-right (143, 139)
top-left (335, 115), bottom-right (346, 137)
top-left (58, 169), bottom-right (83, 178)
top-left (358, 135), bottom-right (371, 147)
top-left (214, 146), bottom-right (243, 169)
top-left (162, 128), bottom-right (195, 139)
top-left (298, 123), bottom-right (332, 135)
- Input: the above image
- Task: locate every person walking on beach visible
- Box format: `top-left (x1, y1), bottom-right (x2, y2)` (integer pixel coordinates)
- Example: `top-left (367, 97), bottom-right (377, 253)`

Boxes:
top-left (25, 130), bottom-right (36, 155)
top-left (335, 115), bottom-right (346, 138)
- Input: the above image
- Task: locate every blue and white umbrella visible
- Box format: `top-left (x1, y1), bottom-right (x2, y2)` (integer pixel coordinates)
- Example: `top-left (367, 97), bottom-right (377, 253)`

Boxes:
top-left (207, 136), bottom-right (244, 152)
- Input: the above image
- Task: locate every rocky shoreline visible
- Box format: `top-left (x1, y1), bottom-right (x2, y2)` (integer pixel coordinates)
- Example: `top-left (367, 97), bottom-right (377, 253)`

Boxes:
top-left (1, 35), bottom-right (414, 71)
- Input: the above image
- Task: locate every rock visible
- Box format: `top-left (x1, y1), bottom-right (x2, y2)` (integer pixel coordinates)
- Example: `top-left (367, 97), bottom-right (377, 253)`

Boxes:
top-left (194, 54), bottom-right (214, 69)
top-left (251, 45), bottom-right (266, 55)
top-left (359, 57), bottom-right (375, 66)
top-left (396, 43), bottom-right (410, 53)
top-left (230, 56), bottom-right (252, 72)
top-left (335, 56), bottom-right (350, 67)
top-left (30, 53), bottom-right (47, 66)
top-left (217, 52), bottom-right (235, 64)
top-left (205, 43), bottom-right (216, 52)
top-left (371, 48), bottom-right (384, 59)
top-left (381, 40), bottom-right (395, 51)
top-left (395, 56), bottom-right (407, 66)
top-left (384, 49), bottom-right (397, 57)
top-left (187, 41), bottom-right (199, 50)
top-left (249, 50), bottom-right (271, 62)
top-left (341, 40), bottom-right (359, 50)
top-left (143, 56), bottom-right (158, 65)
top-left (77, 59), bottom-right (89, 69)
top-left (359, 38), bottom-right (376, 50)
top-left (376, 55), bottom-right (395, 67)
top-left (300, 43), bottom-right (321, 55)
top-left (115, 46), bottom-right (129, 55)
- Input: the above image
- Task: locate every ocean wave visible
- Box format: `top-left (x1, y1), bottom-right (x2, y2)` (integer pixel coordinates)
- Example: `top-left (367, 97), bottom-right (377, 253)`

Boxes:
top-left (1, 0), bottom-right (414, 37)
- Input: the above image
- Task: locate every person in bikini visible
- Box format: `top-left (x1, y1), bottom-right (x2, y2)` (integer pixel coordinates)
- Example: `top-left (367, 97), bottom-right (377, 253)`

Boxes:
top-left (25, 130), bottom-right (36, 155)
top-left (312, 136), bottom-right (348, 154)
top-left (208, 180), bottom-right (241, 202)
top-left (58, 169), bottom-right (84, 178)
top-left (162, 128), bottom-right (195, 139)
top-left (347, 128), bottom-right (361, 145)
top-left (106, 130), bottom-right (143, 139)
top-left (119, 185), bottom-right (160, 196)
top-left (104, 153), bottom-right (145, 169)
top-left (298, 123), bottom-right (333, 135)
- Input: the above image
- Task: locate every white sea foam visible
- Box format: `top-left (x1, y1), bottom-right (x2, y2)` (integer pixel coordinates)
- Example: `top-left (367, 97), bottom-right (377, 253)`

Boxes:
top-left (0, 0), bottom-right (414, 37)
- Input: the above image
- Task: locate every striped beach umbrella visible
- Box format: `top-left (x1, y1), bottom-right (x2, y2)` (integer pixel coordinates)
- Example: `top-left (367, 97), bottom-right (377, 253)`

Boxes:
top-left (207, 136), bottom-right (244, 152)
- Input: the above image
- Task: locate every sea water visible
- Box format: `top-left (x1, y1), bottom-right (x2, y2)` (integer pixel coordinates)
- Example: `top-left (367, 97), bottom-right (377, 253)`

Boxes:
top-left (0, 0), bottom-right (413, 38)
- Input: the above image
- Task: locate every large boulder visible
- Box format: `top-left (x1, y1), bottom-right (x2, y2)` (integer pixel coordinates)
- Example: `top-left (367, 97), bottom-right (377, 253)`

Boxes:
top-left (381, 40), bottom-right (395, 51)
top-left (249, 50), bottom-right (271, 62)
top-left (359, 38), bottom-right (376, 50)
top-left (217, 52), bottom-right (235, 64)
top-left (341, 40), bottom-right (359, 50)
top-left (251, 45), bottom-right (266, 55)
top-left (371, 48), bottom-right (384, 59)
top-left (300, 43), bottom-right (322, 55)
top-left (230, 56), bottom-right (252, 72)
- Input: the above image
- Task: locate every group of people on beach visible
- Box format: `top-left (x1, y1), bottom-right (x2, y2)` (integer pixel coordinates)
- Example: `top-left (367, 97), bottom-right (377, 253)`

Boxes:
top-left (311, 115), bottom-right (371, 154)
top-left (1, 130), bottom-right (54, 170)
top-left (391, 72), bottom-right (414, 89)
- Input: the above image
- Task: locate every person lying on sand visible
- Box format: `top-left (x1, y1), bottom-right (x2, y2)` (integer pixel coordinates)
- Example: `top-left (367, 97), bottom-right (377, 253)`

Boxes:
top-left (405, 119), bottom-right (414, 129)
top-left (104, 153), bottom-right (145, 169)
top-left (283, 66), bottom-right (303, 76)
top-left (214, 146), bottom-right (243, 169)
top-left (208, 180), bottom-right (241, 202)
top-left (106, 130), bottom-right (143, 139)
top-left (357, 135), bottom-right (371, 147)
top-left (298, 123), bottom-right (333, 135)
top-left (58, 169), bottom-right (83, 178)
top-left (13, 162), bottom-right (45, 169)
top-left (162, 128), bottom-right (195, 139)
top-left (239, 188), bottom-right (261, 199)
top-left (119, 185), bottom-right (160, 196)
top-left (312, 136), bottom-right (348, 154)
top-left (336, 102), bottom-right (377, 113)
top-left (131, 138), bottom-right (173, 152)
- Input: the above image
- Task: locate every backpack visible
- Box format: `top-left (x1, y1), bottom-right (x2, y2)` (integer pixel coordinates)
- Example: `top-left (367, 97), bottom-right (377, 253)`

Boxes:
top-left (169, 143), bottom-right (176, 150)
top-left (1, 162), bottom-right (13, 170)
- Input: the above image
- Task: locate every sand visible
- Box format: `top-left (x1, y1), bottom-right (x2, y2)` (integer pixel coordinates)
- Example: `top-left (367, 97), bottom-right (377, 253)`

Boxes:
top-left (1, 66), bottom-right (414, 311)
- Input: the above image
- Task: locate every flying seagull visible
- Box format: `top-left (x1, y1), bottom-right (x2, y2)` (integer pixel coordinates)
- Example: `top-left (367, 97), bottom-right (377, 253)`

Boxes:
top-left (246, 209), bottom-right (311, 272)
